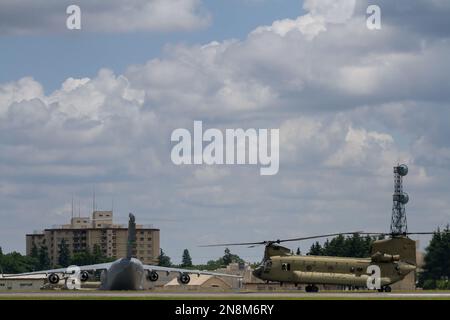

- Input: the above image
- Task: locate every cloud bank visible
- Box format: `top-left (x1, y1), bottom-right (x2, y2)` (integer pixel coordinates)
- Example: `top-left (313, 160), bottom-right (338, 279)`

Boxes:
top-left (1, 0), bottom-right (450, 261)
top-left (0, 0), bottom-right (210, 34)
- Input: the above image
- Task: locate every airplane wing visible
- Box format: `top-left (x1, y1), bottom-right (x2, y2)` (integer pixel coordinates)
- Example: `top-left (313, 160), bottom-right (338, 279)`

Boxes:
top-left (142, 265), bottom-right (242, 278)
top-left (1, 262), bottom-right (114, 278)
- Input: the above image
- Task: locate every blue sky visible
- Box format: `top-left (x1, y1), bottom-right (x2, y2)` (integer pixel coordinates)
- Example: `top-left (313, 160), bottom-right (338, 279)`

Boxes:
top-left (0, 0), bottom-right (302, 93)
top-left (1, 0), bottom-right (450, 263)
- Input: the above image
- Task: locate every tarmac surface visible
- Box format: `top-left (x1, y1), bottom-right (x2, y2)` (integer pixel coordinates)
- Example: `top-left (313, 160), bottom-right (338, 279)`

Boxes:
top-left (1, 291), bottom-right (450, 299)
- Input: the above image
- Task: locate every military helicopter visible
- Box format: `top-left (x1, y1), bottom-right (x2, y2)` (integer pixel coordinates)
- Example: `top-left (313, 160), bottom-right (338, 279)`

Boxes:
top-left (201, 231), bottom-right (437, 292)
top-left (202, 164), bottom-right (445, 292)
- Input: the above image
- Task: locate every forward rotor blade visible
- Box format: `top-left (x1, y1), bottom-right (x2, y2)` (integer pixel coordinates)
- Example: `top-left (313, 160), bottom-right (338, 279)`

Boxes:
top-left (200, 231), bottom-right (365, 247)
top-left (277, 231), bottom-right (364, 244)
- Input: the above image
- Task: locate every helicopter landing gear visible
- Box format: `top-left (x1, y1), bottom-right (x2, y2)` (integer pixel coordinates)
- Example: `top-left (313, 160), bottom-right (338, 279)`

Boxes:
top-left (377, 286), bottom-right (392, 292)
top-left (305, 285), bottom-right (319, 293)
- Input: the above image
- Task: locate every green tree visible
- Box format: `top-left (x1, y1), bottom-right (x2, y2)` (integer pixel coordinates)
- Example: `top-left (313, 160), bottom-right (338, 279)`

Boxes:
top-left (38, 245), bottom-right (51, 269)
top-left (0, 246), bottom-right (3, 256)
top-left (71, 248), bottom-right (93, 266)
top-left (308, 234), bottom-right (375, 257)
top-left (296, 247), bottom-right (301, 255)
top-left (222, 248), bottom-right (244, 265)
top-left (30, 243), bottom-right (39, 260)
top-left (419, 226), bottom-right (450, 288)
top-left (92, 244), bottom-right (112, 263)
top-left (222, 248), bottom-right (233, 265)
top-left (58, 239), bottom-right (71, 267)
top-left (323, 234), bottom-right (346, 256)
top-left (158, 249), bottom-right (172, 267)
top-left (1, 252), bottom-right (35, 273)
top-left (181, 249), bottom-right (193, 268)
top-left (308, 241), bottom-right (323, 255)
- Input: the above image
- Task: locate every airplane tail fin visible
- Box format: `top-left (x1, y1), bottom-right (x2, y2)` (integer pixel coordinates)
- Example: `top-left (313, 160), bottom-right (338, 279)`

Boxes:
top-left (127, 213), bottom-right (136, 259)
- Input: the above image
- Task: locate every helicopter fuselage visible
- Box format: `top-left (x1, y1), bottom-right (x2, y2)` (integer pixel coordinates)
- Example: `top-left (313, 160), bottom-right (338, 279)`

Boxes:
top-left (253, 254), bottom-right (415, 288)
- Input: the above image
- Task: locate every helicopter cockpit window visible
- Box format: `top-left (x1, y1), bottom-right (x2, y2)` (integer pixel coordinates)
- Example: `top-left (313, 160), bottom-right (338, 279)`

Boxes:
top-left (263, 260), bottom-right (272, 273)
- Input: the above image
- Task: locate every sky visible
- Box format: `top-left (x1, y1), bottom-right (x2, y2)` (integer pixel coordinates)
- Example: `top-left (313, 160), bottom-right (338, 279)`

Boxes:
top-left (1, 0), bottom-right (450, 264)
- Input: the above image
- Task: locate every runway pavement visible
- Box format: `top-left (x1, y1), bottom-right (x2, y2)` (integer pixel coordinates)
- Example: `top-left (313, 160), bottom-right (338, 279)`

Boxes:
top-left (1, 291), bottom-right (450, 299)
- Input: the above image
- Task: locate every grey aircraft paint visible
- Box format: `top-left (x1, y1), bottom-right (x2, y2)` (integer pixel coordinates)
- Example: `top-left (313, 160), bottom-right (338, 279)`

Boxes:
top-left (99, 213), bottom-right (145, 290)
top-left (100, 257), bottom-right (145, 290)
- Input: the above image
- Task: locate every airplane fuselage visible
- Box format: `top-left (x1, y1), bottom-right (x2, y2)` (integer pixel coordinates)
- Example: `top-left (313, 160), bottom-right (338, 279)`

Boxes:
top-left (100, 257), bottom-right (145, 290)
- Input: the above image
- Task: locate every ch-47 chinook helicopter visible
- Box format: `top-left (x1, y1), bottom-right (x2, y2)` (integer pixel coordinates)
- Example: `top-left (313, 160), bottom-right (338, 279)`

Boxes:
top-left (202, 231), bottom-right (437, 293)
top-left (203, 165), bottom-right (447, 293)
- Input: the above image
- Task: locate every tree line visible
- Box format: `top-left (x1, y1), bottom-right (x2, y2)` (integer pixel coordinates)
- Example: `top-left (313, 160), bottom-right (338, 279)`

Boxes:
top-left (306, 233), bottom-right (380, 258)
top-left (0, 239), bottom-right (113, 273)
top-left (157, 247), bottom-right (244, 270)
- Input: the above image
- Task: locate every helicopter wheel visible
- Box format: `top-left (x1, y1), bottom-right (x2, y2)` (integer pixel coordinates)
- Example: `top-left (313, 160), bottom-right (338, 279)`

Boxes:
top-left (377, 286), bottom-right (392, 292)
top-left (306, 285), bottom-right (319, 293)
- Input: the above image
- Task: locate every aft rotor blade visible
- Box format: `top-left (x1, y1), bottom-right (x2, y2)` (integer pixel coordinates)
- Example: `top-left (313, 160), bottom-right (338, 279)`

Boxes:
top-left (199, 241), bottom-right (267, 247)
top-left (405, 231), bottom-right (448, 235)
top-left (359, 231), bottom-right (446, 236)
top-left (277, 231), bottom-right (365, 243)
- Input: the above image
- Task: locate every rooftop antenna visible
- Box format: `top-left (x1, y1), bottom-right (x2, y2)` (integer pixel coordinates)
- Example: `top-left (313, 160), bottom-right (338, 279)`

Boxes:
top-left (93, 186), bottom-right (96, 214)
top-left (71, 194), bottom-right (74, 219)
top-left (390, 164), bottom-right (409, 235)
top-left (111, 197), bottom-right (114, 213)
top-left (78, 199), bottom-right (81, 218)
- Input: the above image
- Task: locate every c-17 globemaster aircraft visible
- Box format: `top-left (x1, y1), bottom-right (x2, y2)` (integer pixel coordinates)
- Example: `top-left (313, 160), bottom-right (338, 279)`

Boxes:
top-left (7, 214), bottom-right (240, 290)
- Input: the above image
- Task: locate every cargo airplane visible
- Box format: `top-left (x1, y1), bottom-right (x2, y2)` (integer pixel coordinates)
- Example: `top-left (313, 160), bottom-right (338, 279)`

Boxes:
top-left (5, 214), bottom-right (240, 290)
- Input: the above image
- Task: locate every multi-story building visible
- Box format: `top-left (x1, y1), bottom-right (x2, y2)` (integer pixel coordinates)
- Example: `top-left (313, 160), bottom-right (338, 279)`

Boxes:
top-left (26, 211), bottom-right (160, 265)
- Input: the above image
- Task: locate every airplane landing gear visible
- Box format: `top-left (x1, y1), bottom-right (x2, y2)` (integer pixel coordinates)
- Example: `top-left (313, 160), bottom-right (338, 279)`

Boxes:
top-left (305, 285), bottom-right (319, 293)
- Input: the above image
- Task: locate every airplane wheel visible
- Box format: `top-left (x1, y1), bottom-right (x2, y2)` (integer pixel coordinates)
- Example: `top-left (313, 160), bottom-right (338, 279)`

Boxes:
top-left (312, 285), bottom-right (319, 293)
top-left (305, 285), bottom-right (312, 293)
top-left (384, 286), bottom-right (392, 293)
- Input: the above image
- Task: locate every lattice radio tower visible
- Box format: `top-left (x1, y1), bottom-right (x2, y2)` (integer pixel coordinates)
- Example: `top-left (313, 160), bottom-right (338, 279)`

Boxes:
top-left (390, 164), bottom-right (409, 235)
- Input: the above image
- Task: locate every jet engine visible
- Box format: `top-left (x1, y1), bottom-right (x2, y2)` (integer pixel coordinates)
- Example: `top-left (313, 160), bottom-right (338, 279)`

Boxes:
top-left (80, 271), bottom-right (89, 282)
top-left (178, 273), bottom-right (190, 285)
top-left (48, 273), bottom-right (60, 284)
top-left (147, 271), bottom-right (159, 282)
